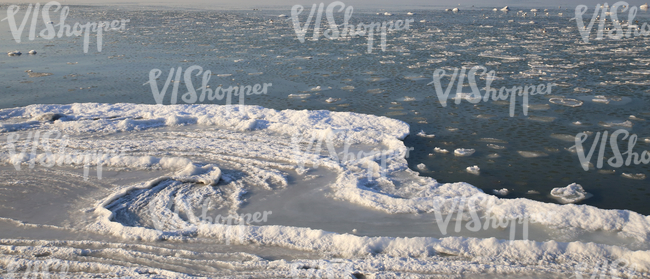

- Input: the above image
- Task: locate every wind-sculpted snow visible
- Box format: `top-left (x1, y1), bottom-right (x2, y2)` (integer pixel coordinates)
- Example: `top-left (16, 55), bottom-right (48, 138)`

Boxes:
top-left (0, 103), bottom-right (649, 277)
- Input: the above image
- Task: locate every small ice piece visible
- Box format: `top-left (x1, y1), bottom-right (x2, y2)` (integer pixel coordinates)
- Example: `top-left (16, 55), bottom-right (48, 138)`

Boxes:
top-left (573, 121), bottom-right (583, 125)
top-left (493, 188), bottom-right (509, 196)
top-left (416, 163), bottom-right (427, 170)
top-left (599, 120), bottom-right (633, 128)
top-left (466, 165), bottom-right (480, 175)
top-left (288, 93), bottom-right (311, 99)
top-left (517, 151), bottom-right (548, 158)
top-left (325, 97), bottom-right (340, 103)
top-left (310, 86), bottom-right (331, 91)
top-left (574, 87), bottom-right (592, 93)
top-left (549, 98), bottom-right (583, 107)
top-left (487, 153), bottom-right (500, 158)
top-left (551, 183), bottom-right (591, 203)
top-left (550, 133), bottom-right (576, 142)
top-left (7, 50), bottom-right (21, 56)
top-left (455, 93), bottom-right (481, 102)
top-left (278, 14), bottom-right (289, 17)
top-left (434, 147), bottom-right (449, 153)
top-left (526, 190), bottom-right (540, 194)
top-left (621, 173), bottom-right (646, 180)
top-left (592, 95), bottom-right (610, 104)
top-left (487, 144), bottom-right (505, 150)
top-left (352, 229), bottom-right (358, 234)
top-left (403, 96), bottom-right (417, 101)
top-left (28, 50), bottom-right (37, 55)
top-left (417, 130), bottom-right (435, 138)
top-left (454, 148), bottom-right (475, 157)
top-left (629, 115), bottom-right (645, 121)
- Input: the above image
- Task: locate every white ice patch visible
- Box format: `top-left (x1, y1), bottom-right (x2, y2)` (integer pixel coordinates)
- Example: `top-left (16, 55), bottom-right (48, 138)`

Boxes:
top-left (454, 148), bottom-right (475, 157)
top-left (550, 183), bottom-right (591, 203)
top-left (466, 165), bottom-right (480, 175)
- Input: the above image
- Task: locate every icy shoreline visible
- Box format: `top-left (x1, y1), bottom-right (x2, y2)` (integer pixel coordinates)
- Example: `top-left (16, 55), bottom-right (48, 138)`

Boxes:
top-left (0, 103), bottom-right (649, 277)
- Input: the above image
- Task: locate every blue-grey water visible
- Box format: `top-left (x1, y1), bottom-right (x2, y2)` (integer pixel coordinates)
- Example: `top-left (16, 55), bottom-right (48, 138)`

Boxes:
top-left (1, 5), bottom-right (649, 215)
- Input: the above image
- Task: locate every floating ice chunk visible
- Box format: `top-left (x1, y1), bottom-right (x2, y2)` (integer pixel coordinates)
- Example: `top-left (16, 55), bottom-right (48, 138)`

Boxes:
top-left (629, 115), bottom-right (645, 121)
top-left (622, 173), bottom-right (646, 180)
top-left (487, 144), bottom-right (505, 150)
top-left (402, 96), bottom-right (417, 101)
top-left (549, 98), bottom-right (583, 107)
top-left (528, 116), bottom-right (556, 122)
top-left (526, 190), bottom-right (540, 194)
top-left (416, 130), bottom-right (435, 138)
top-left (455, 93), bottom-right (482, 102)
top-left (310, 86), bottom-right (331, 91)
top-left (28, 50), bottom-right (37, 55)
top-left (7, 50), bottom-right (21, 56)
top-left (466, 165), bottom-right (480, 175)
top-left (407, 12), bottom-right (415, 15)
top-left (550, 183), bottom-right (591, 203)
top-left (550, 133), bottom-right (576, 142)
top-left (416, 163), bottom-right (427, 170)
top-left (454, 148), bottom-right (475, 157)
top-left (341, 85), bottom-right (355, 90)
top-left (288, 93), bottom-right (311, 99)
top-left (526, 104), bottom-right (550, 111)
top-left (325, 97), bottom-right (340, 103)
top-left (487, 153), bottom-right (500, 158)
top-left (599, 120), bottom-right (633, 128)
top-left (573, 87), bottom-right (592, 93)
top-left (479, 138), bottom-right (507, 144)
top-left (517, 151), bottom-right (548, 158)
top-left (493, 188), bottom-right (509, 196)
top-left (433, 147), bottom-right (449, 153)
top-left (501, 6), bottom-right (510, 11)
top-left (278, 14), bottom-right (289, 17)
